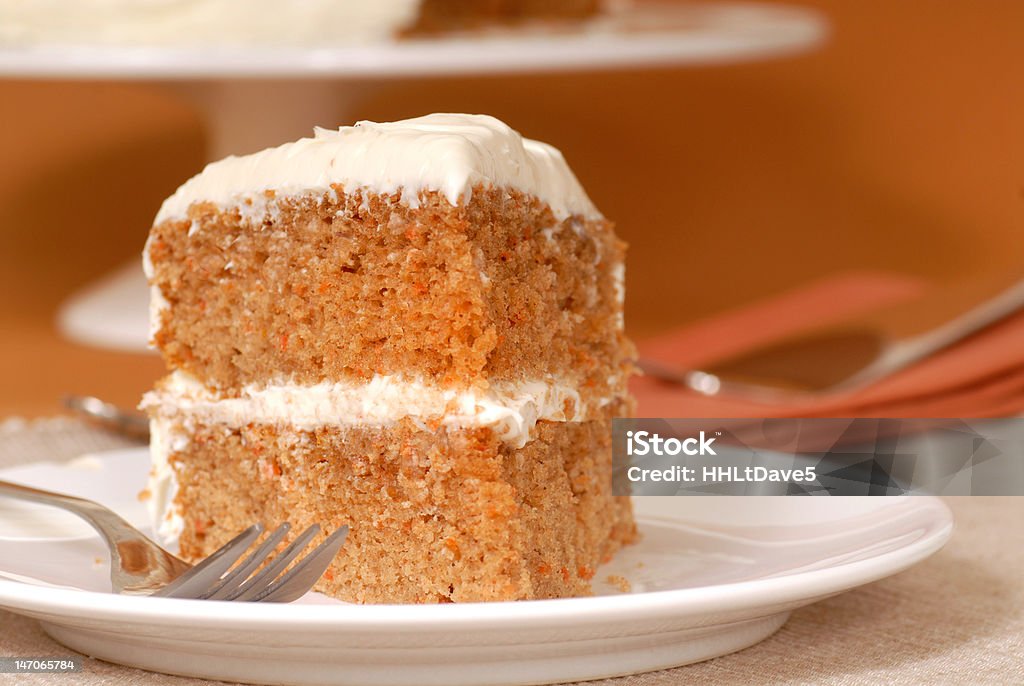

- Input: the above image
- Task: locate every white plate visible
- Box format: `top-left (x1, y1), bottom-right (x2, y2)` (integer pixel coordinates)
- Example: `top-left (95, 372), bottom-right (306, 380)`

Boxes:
top-left (0, 449), bottom-right (951, 686)
top-left (0, 3), bottom-right (825, 78)
top-left (56, 262), bottom-right (154, 354)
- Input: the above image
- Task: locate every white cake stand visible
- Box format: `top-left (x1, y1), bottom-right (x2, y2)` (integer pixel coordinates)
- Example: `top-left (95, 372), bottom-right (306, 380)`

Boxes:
top-left (0, 1), bottom-right (827, 353)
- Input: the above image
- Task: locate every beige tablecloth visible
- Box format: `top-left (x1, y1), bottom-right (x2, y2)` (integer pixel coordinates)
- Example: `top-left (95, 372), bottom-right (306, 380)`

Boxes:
top-left (1, 418), bottom-right (1022, 686)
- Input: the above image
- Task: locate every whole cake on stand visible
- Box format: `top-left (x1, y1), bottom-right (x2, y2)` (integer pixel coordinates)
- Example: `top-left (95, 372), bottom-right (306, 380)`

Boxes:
top-left (0, 0), bottom-right (601, 46)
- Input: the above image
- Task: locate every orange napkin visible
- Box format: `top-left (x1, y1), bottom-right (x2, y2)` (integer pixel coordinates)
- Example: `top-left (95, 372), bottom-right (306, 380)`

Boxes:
top-left (631, 271), bottom-right (1024, 418)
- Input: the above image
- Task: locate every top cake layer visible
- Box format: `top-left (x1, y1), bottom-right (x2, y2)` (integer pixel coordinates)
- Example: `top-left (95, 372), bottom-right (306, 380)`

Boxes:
top-left (145, 114), bottom-right (630, 406)
top-left (155, 114), bottom-right (600, 223)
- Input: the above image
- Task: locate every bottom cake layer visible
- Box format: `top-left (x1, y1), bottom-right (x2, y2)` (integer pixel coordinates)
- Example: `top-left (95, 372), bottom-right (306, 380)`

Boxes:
top-left (150, 412), bottom-right (637, 603)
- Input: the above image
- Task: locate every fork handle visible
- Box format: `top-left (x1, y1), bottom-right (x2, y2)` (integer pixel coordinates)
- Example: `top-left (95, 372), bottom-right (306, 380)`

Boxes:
top-left (0, 478), bottom-right (144, 542)
top-left (0, 478), bottom-right (187, 593)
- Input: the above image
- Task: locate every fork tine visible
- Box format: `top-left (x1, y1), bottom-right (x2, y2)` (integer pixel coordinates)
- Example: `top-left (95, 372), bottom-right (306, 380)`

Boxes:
top-left (226, 524), bottom-right (322, 601)
top-left (201, 522), bottom-right (292, 600)
top-left (254, 525), bottom-right (350, 603)
top-left (151, 523), bottom-right (264, 599)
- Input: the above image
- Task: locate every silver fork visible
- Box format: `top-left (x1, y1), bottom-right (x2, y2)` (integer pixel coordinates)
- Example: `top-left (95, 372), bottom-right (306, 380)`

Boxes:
top-left (0, 479), bottom-right (348, 602)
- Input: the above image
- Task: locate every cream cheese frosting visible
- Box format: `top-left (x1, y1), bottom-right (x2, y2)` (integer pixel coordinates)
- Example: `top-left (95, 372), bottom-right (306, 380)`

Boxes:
top-left (147, 415), bottom-right (187, 545)
top-left (154, 114), bottom-right (601, 223)
top-left (141, 370), bottom-right (616, 450)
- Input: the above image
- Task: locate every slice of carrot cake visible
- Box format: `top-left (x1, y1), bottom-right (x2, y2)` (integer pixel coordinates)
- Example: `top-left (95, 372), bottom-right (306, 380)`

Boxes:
top-left (142, 113), bottom-right (636, 604)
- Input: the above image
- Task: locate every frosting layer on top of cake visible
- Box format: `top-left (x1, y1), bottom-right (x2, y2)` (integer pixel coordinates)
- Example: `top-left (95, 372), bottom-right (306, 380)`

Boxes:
top-left (155, 114), bottom-right (601, 223)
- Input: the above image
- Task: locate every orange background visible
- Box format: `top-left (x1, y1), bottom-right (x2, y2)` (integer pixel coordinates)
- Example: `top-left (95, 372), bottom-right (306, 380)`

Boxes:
top-left (0, 0), bottom-right (1021, 417)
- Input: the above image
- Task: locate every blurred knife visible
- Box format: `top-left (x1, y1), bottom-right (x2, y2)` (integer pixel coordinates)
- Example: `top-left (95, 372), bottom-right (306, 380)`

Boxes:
top-left (639, 267), bottom-right (1024, 401)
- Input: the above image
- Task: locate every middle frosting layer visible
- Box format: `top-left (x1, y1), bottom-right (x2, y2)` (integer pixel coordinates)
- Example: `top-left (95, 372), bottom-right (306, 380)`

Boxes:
top-left (142, 371), bottom-right (619, 449)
